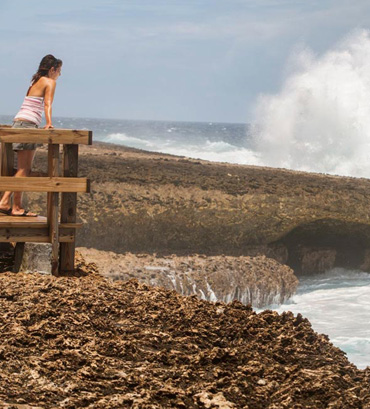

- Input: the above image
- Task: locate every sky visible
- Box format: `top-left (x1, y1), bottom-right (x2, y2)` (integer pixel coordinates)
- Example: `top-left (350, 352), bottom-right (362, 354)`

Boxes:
top-left (1, 0), bottom-right (370, 123)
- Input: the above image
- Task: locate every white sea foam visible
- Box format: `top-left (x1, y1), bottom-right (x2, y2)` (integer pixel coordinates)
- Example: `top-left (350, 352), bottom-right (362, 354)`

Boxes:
top-left (106, 133), bottom-right (156, 150)
top-left (268, 268), bottom-right (370, 369)
top-left (105, 132), bottom-right (260, 165)
top-left (253, 29), bottom-right (370, 177)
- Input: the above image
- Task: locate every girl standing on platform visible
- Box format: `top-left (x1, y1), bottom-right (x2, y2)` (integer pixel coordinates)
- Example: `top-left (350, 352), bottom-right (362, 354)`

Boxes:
top-left (0, 54), bottom-right (62, 217)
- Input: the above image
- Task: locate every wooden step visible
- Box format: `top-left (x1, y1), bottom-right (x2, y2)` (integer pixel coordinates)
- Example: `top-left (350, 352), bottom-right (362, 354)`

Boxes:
top-left (0, 215), bottom-right (82, 229)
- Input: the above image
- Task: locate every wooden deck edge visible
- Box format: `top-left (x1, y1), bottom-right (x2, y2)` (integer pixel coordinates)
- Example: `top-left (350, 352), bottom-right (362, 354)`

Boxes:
top-left (0, 227), bottom-right (76, 242)
top-left (0, 222), bottom-right (83, 229)
top-left (0, 128), bottom-right (92, 145)
top-left (0, 177), bottom-right (89, 193)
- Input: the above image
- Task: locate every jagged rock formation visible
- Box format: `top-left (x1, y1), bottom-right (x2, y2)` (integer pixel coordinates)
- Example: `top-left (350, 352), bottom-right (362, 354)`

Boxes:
top-left (27, 142), bottom-right (370, 274)
top-left (0, 266), bottom-right (368, 408)
top-left (77, 249), bottom-right (298, 308)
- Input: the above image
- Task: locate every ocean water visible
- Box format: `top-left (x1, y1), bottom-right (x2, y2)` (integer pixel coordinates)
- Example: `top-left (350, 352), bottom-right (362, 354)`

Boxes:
top-left (261, 269), bottom-right (370, 369)
top-left (0, 114), bottom-right (258, 165)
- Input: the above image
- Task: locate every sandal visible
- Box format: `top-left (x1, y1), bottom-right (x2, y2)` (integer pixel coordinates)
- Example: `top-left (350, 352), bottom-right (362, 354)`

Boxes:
top-left (0, 208), bottom-right (12, 216)
top-left (12, 210), bottom-right (38, 217)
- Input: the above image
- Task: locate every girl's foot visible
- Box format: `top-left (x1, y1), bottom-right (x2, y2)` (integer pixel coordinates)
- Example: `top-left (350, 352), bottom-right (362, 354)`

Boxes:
top-left (11, 209), bottom-right (38, 217)
top-left (0, 207), bottom-right (12, 216)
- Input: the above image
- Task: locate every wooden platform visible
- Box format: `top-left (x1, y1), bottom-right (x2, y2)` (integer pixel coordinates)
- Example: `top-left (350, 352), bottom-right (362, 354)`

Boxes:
top-left (0, 214), bottom-right (48, 226)
top-left (0, 215), bottom-right (83, 243)
top-left (0, 125), bottom-right (92, 274)
top-left (0, 214), bottom-right (83, 228)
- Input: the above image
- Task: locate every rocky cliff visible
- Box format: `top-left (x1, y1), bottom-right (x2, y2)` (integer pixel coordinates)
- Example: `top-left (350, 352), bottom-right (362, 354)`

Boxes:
top-left (77, 249), bottom-right (298, 308)
top-left (0, 264), bottom-right (368, 408)
top-left (27, 142), bottom-right (370, 275)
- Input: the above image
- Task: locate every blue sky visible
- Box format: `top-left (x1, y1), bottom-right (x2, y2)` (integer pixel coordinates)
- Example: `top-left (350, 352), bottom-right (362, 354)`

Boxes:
top-left (0, 0), bottom-right (370, 122)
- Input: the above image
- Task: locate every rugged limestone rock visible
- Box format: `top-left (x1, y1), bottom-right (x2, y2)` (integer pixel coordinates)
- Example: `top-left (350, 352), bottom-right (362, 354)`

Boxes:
top-left (0, 267), bottom-right (368, 408)
top-left (18, 243), bottom-right (53, 275)
top-left (77, 248), bottom-right (298, 308)
top-left (27, 142), bottom-right (370, 274)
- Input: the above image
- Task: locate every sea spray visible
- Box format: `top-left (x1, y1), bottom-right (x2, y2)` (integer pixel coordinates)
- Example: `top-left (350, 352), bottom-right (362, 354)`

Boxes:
top-left (253, 29), bottom-right (370, 177)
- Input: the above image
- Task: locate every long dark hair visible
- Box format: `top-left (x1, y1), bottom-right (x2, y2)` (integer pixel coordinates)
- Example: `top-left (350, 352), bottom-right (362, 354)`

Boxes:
top-left (31, 54), bottom-right (63, 85)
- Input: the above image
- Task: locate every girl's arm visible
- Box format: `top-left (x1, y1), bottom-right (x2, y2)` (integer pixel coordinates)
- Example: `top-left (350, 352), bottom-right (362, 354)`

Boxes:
top-left (43, 80), bottom-right (56, 129)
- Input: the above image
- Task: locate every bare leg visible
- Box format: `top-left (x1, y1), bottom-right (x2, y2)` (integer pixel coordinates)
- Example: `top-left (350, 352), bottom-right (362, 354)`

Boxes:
top-left (0, 150), bottom-right (37, 216)
top-left (0, 191), bottom-right (12, 211)
top-left (12, 150), bottom-right (37, 215)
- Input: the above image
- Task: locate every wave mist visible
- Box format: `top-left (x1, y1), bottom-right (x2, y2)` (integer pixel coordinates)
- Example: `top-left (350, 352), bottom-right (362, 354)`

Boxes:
top-left (253, 30), bottom-right (370, 177)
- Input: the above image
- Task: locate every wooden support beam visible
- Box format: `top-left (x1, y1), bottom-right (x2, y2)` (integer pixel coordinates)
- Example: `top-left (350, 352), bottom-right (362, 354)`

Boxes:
top-left (0, 176), bottom-right (89, 192)
top-left (59, 228), bottom-right (77, 243)
top-left (47, 144), bottom-right (60, 275)
top-left (0, 227), bottom-right (78, 243)
top-left (0, 227), bottom-right (49, 242)
top-left (1, 143), bottom-right (14, 177)
top-left (0, 128), bottom-right (92, 145)
top-left (60, 144), bottom-right (79, 273)
top-left (60, 222), bottom-right (83, 229)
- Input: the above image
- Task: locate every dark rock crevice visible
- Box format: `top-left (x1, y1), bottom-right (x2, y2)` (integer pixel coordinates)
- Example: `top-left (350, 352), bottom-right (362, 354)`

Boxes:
top-left (277, 218), bottom-right (370, 275)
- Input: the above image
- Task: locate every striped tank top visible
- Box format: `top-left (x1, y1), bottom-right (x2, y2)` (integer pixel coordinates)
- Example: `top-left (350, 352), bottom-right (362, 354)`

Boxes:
top-left (14, 96), bottom-right (44, 126)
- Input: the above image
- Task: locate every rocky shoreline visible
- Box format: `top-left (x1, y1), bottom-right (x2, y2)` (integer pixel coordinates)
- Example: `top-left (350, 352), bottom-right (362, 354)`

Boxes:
top-left (77, 248), bottom-right (298, 308)
top-left (0, 261), bottom-right (368, 408)
top-left (16, 140), bottom-right (370, 308)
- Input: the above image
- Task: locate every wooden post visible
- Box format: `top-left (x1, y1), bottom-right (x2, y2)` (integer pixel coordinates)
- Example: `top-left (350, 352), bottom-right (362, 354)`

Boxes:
top-left (60, 145), bottom-right (78, 273)
top-left (1, 142), bottom-right (14, 177)
top-left (1, 141), bottom-right (20, 269)
top-left (47, 144), bottom-right (60, 275)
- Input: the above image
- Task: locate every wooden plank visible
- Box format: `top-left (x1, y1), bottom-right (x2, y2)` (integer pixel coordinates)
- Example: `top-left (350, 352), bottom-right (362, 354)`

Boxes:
top-left (0, 215), bottom-right (47, 224)
top-left (59, 228), bottom-right (76, 243)
top-left (60, 145), bottom-right (79, 273)
top-left (0, 215), bottom-right (47, 228)
top-left (1, 143), bottom-right (14, 177)
top-left (0, 124), bottom-right (11, 128)
top-left (59, 222), bottom-right (83, 229)
top-left (47, 144), bottom-right (60, 275)
top-left (0, 128), bottom-right (92, 145)
top-left (0, 176), bottom-right (89, 192)
top-left (0, 215), bottom-right (82, 229)
top-left (0, 227), bottom-right (76, 243)
top-left (0, 227), bottom-right (49, 242)
top-left (0, 222), bottom-right (47, 228)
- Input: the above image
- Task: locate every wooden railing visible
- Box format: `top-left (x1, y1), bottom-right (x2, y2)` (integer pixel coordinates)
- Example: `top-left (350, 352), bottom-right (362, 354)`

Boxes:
top-left (0, 125), bottom-right (92, 275)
